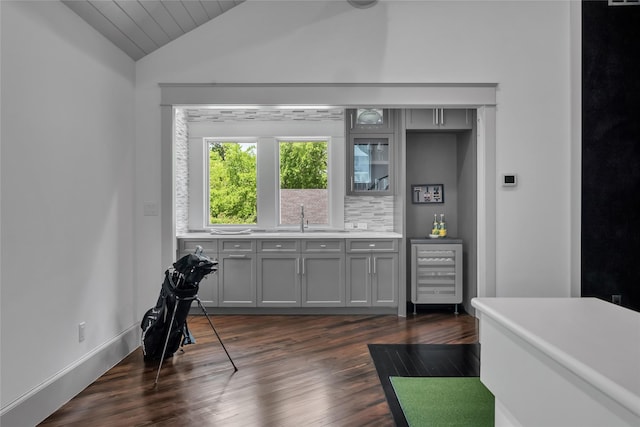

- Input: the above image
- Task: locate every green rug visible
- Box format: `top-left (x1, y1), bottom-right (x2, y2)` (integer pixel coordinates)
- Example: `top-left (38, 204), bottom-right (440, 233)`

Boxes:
top-left (390, 376), bottom-right (494, 427)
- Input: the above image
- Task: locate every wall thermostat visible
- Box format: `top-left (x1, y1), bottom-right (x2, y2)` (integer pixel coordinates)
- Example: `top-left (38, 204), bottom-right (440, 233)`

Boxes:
top-left (502, 173), bottom-right (517, 187)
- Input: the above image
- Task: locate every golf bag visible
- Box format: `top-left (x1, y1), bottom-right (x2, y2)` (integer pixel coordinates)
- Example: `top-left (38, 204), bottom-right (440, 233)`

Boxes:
top-left (141, 249), bottom-right (217, 361)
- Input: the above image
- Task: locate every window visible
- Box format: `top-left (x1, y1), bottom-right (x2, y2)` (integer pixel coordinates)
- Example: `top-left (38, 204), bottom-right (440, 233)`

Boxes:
top-left (278, 140), bottom-right (328, 226)
top-left (185, 112), bottom-right (344, 231)
top-left (207, 140), bottom-right (257, 225)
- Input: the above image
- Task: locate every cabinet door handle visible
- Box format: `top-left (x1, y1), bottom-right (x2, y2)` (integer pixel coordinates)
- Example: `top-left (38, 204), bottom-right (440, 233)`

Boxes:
top-left (368, 257), bottom-right (371, 274)
top-left (320, 244), bottom-right (327, 248)
top-left (350, 176), bottom-right (354, 192)
top-left (297, 257), bottom-right (300, 274)
top-left (302, 258), bottom-right (306, 275)
top-left (229, 254), bottom-right (246, 258)
top-left (233, 244), bottom-right (241, 248)
top-left (275, 244), bottom-right (282, 248)
top-left (372, 257), bottom-right (376, 274)
top-left (433, 108), bottom-right (436, 125)
top-left (350, 112), bottom-right (354, 129)
top-left (369, 243), bottom-right (376, 247)
top-left (440, 108), bottom-right (445, 125)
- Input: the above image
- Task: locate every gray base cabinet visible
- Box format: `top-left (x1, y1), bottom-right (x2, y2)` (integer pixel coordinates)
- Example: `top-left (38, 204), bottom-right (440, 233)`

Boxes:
top-left (301, 254), bottom-right (345, 307)
top-left (346, 239), bottom-right (398, 307)
top-left (411, 243), bottom-right (462, 304)
top-left (177, 237), bottom-right (398, 311)
top-left (219, 239), bottom-right (256, 307)
top-left (346, 254), bottom-right (371, 305)
top-left (257, 254), bottom-right (301, 307)
top-left (219, 254), bottom-right (256, 306)
top-left (372, 253), bottom-right (398, 306)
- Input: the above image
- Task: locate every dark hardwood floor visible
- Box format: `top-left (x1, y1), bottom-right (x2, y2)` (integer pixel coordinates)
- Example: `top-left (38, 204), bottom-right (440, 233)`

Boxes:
top-left (40, 311), bottom-right (478, 426)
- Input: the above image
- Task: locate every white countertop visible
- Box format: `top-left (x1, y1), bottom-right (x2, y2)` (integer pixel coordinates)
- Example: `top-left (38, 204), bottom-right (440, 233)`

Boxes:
top-left (178, 231), bottom-right (403, 239)
top-left (471, 297), bottom-right (640, 417)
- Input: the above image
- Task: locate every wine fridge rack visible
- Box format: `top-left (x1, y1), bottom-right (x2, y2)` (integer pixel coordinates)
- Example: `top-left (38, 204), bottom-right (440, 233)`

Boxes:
top-left (411, 243), bottom-right (463, 310)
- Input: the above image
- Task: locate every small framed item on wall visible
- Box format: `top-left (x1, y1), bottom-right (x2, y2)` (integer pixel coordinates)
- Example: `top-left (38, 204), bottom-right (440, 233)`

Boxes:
top-left (411, 184), bottom-right (444, 204)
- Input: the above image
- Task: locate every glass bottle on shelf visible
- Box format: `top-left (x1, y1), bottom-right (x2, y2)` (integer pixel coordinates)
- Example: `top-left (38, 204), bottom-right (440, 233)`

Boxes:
top-left (431, 214), bottom-right (439, 236)
top-left (439, 214), bottom-right (447, 237)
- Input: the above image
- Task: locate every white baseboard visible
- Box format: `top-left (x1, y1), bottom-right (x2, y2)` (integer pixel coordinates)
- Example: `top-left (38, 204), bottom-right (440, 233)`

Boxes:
top-left (1, 325), bottom-right (139, 427)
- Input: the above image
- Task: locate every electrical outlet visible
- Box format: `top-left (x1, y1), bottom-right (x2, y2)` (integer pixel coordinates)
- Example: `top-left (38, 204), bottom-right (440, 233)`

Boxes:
top-left (345, 223), bottom-right (354, 229)
top-left (78, 322), bottom-right (86, 342)
top-left (612, 294), bottom-right (622, 305)
top-left (357, 222), bottom-right (367, 230)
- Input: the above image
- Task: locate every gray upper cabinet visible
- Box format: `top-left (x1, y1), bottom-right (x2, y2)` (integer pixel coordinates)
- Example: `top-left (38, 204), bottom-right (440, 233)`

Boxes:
top-left (347, 108), bottom-right (394, 133)
top-left (405, 108), bottom-right (473, 130)
top-left (346, 108), bottom-right (395, 196)
top-left (347, 133), bottom-right (393, 195)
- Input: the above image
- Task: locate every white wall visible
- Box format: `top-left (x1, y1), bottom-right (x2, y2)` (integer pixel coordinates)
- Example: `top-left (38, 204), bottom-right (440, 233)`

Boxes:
top-left (135, 0), bottom-right (572, 311)
top-left (0, 0), bottom-right (136, 421)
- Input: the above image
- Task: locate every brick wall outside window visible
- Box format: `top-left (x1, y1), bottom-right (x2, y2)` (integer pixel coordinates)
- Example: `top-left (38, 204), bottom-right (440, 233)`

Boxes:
top-left (280, 189), bottom-right (328, 225)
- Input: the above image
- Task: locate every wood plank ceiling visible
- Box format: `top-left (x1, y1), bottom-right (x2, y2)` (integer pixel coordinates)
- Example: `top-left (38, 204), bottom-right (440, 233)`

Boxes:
top-left (62, 1), bottom-right (245, 61)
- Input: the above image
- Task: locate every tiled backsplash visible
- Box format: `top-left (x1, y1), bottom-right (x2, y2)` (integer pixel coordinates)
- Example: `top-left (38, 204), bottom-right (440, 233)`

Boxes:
top-left (344, 196), bottom-right (395, 232)
top-left (175, 109), bottom-right (189, 234)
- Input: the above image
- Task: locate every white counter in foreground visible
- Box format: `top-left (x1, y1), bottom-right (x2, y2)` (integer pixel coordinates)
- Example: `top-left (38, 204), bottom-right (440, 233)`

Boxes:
top-left (471, 297), bottom-right (640, 427)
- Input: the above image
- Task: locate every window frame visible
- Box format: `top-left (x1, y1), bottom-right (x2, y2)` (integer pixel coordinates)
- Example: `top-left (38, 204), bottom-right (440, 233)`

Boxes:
top-left (188, 133), bottom-right (344, 231)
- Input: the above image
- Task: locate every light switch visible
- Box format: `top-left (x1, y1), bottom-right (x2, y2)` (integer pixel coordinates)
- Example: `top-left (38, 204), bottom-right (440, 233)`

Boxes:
top-left (143, 201), bottom-right (159, 216)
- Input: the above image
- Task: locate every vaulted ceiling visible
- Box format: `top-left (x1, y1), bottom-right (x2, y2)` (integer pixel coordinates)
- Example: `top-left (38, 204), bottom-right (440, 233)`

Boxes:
top-left (62, 1), bottom-right (245, 61)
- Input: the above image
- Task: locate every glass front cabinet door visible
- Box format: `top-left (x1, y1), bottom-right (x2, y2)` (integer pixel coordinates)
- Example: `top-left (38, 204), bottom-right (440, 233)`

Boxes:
top-left (348, 108), bottom-right (393, 133)
top-left (348, 134), bottom-right (392, 195)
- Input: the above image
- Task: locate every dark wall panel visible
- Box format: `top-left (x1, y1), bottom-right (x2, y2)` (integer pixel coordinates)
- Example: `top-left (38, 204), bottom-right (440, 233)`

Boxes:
top-left (582, 1), bottom-right (640, 311)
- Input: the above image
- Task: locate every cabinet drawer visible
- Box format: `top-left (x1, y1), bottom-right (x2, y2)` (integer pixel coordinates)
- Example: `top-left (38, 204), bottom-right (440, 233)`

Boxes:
top-left (258, 239), bottom-right (299, 252)
top-left (302, 239), bottom-right (344, 253)
top-left (179, 239), bottom-right (217, 253)
top-left (347, 239), bottom-right (398, 252)
top-left (220, 239), bottom-right (256, 253)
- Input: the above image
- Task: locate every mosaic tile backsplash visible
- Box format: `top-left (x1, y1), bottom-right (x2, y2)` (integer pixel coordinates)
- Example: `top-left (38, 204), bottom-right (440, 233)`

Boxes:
top-left (344, 196), bottom-right (394, 232)
top-left (175, 109), bottom-right (189, 234)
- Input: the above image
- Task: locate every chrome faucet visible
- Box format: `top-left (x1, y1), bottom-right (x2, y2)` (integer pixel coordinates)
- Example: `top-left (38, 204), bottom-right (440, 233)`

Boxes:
top-left (300, 204), bottom-right (305, 233)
